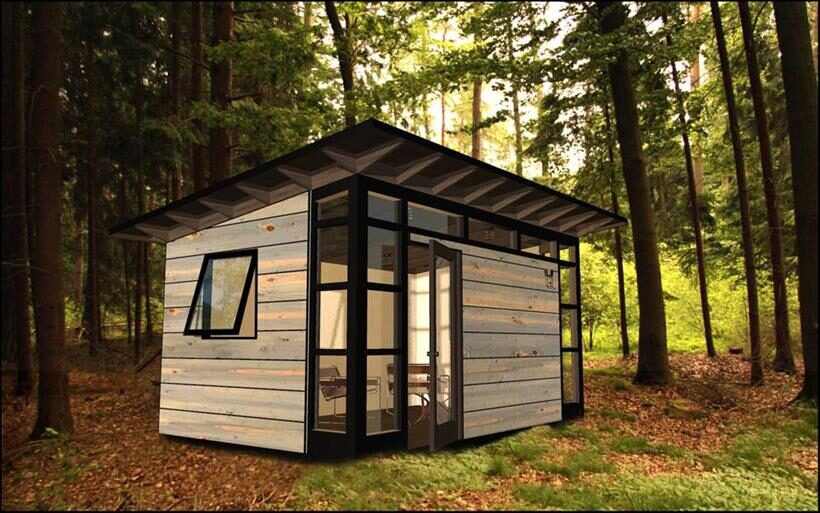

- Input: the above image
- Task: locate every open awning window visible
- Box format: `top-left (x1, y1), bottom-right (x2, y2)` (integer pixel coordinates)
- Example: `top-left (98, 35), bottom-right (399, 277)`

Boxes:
top-left (185, 250), bottom-right (257, 338)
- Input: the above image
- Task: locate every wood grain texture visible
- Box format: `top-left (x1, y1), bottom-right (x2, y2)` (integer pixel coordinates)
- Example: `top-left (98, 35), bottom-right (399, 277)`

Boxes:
top-left (463, 254), bottom-right (558, 292)
top-left (164, 242), bottom-right (308, 283)
top-left (159, 408), bottom-right (305, 453)
top-left (463, 357), bottom-right (560, 385)
top-left (464, 378), bottom-right (560, 412)
top-left (463, 333), bottom-right (559, 359)
top-left (463, 306), bottom-right (559, 334)
top-left (463, 280), bottom-right (558, 313)
top-left (163, 300), bottom-right (306, 333)
top-left (463, 400), bottom-right (561, 439)
top-left (163, 271), bottom-right (306, 307)
top-left (165, 211), bottom-right (307, 259)
top-left (161, 358), bottom-right (305, 390)
top-left (162, 331), bottom-right (306, 360)
top-left (161, 383), bottom-right (304, 421)
top-left (214, 193), bottom-right (308, 226)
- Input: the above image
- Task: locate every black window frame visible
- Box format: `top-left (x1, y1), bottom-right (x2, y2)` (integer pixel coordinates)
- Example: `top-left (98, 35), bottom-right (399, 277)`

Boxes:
top-left (183, 248), bottom-right (258, 339)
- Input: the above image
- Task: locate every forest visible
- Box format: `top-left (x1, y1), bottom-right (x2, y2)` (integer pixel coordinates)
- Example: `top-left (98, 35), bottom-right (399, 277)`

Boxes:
top-left (1, 1), bottom-right (817, 510)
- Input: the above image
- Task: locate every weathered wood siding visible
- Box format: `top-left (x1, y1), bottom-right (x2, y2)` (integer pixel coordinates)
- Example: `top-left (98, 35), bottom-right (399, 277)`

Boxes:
top-left (159, 192), bottom-right (309, 453)
top-left (411, 234), bottom-right (562, 439)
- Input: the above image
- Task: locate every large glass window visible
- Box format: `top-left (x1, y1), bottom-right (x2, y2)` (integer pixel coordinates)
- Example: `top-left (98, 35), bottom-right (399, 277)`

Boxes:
top-left (368, 192), bottom-right (400, 223)
top-left (366, 355), bottom-right (399, 434)
top-left (316, 355), bottom-right (347, 432)
top-left (408, 202), bottom-right (462, 236)
top-left (319, 290), bottom-right (347, 349)
top-left (317, 191), bottom-right (348, 220)
top-left (468, 219), bottom-right (516, 249)
top-left (367, 290), bottom-right (397, 349)
top-left (319, 225), bottom-right (348, 283)
top-left (562, 352), bottom-right (579, 402)
top-left (368, 227), bottom-right (398, 284)
top-left (185, 251), bottom-right (257, 338)
top-left (521, 234), bottom-right (558, 258)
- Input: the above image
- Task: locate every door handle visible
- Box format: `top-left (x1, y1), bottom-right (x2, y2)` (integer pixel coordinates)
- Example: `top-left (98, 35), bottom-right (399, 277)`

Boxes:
top-left (426, 351), bottom-right (440, 357)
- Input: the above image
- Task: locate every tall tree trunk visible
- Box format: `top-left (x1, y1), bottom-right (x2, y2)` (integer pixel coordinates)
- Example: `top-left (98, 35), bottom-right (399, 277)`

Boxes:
top-left (6, 2), bottom-right (34, 394)
top-left (689, 3), bottom-right (705, 196)
top-left (133, 76), bottom-right (144, 365)
top-left (325, 1), bottom-right (355, 127)
top-left (739, 2), bottom-right (795, 373)
top-left (209, 1), bottom-right (233, 183)
top-left (471, 78), bottom-right (482, 160)
top-left (506, 21), bottom-right (523, 175)
top-left (83, 41), bottom-right (101, 357)
top-left (596, 1), bottom-right (669, 384)
top-left (30, 1), bottom-right (73, 437)
top-left (665, 19), bottom-right (716, 358)
top-left (170, 2), bottom-right (182, 200)
top-left (120, 175), bottom-right (132, 347)
top-left (304, 2), bottom-right (313, 28)
top-left (773, 2), bottom-right (818, 402)
top-left (190, 1), bottom-right (206, 191)
top-left (604, 102), bottom-right (629, 358)
top-left (711, 1), bottom-right (763, 385)
top-left (1, 2), bottom-right (14, 364)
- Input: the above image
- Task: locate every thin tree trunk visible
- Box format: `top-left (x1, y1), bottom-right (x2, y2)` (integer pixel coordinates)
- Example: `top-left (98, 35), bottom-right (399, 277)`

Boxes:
top-left (83, 41), bottom-right (101, 357)
top-left (30, 1), bottom-right (73, 437)
top-left (120, 175), bottom-right (132, 348)
top-left (665, 18), bottom-right (716, 358)
top-left (689, 3), bottom-right (705, 196)
top-left (1, 2), bottom-right (14, 364)
top-left (506, 21), bottom-right (523, 176)
top-left (739, 2), bottom-right (795, 373)
top-left (773, 2), bottom-right (818, 401)
top-left (597, 1), bottom-right (669, 384)
top-left (133, 75), bottom-right (144, 365)
top-left (170, 2), bottom-right (182, 200)
top-left (471, 78), bottom-right (482, 160)
top-left (190, 1), bottom-right (206, 191)
top-left (711, 1), bottom-right (763, 385)
top-left (325, 1), bottom-right (355, 127)
top-left (209, 1), bottom-right (233, 183)
top-left (440, 23), bottom-right (447, 146)
top-left (304, 1), bottom-right (313, 28)
top-left (604, 102), bottom-right (629, 358)
top-left (8, 2), bottom-right (34, 394)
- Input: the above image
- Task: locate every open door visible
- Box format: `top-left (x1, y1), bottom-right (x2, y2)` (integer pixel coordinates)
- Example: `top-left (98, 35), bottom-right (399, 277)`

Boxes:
top-left (429, 241), bottom-right (461, 451)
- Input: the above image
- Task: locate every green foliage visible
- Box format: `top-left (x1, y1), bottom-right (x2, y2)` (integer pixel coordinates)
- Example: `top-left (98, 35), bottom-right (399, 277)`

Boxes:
top-left (485, 455), bottom-right (515, 477)
top-left (533, 447), bottom-right (614, 478)
top-left (597, 409), bottom-right (637, 422)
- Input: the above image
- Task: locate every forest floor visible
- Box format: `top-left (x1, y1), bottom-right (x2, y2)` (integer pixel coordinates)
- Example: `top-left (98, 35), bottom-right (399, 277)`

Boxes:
top-left (1, 339), bottom-right (817, 511)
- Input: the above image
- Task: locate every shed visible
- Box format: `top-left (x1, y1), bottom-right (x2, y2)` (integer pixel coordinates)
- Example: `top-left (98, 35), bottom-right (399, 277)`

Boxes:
top-left (110, 119), bottom-right (626, 457)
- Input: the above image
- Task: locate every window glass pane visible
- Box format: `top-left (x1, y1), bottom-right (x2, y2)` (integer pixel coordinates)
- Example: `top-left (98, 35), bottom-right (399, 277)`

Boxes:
top-left (366, 355), bottom-right (399, 435)
top-left (408, 202), bottom-right (462, 236)
top-left (560, 244), bottom-right (576, 263)
top-left (208, 274), bottom-right (257, 338)
top-left (368, 192), bottom-right (399, 223)
top-left (368, 227), bottom-right (398, 284)
top-left (560, 266), bottom-right (576, 305)
top-left (317, 191), bottom-right (348, 220)
top-left (468, 219), bottom-right (516, 249)
top-left (407, 244), bottom-right (430, 447)
top-left (367, 290), bottom-right (397, 349)
top-left (188, 255), bottom-right (254, 332)
top-left (521, 235), bottom-right (557, 257)
top-left (561, 309), bottom-right (578, 349)
top-left (316, 355), bottom-right (347, 432)
top-left (319, 290), bottom-right (347, 349)
top-left (435, 256), bottom-right (453, 425)
top-left (319, 225), bottom-right (347, 283)
top-left (562, 352), bottom-right (579, 403)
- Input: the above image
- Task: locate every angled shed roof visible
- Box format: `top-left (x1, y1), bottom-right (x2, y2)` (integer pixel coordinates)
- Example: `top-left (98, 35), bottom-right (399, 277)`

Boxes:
top-left (110, 119), bottom-right (626, 242)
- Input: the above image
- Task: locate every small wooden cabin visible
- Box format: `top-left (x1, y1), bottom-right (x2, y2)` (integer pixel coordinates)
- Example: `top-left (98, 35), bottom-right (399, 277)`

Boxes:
top-left (110, 119), bottom-right (626, 458)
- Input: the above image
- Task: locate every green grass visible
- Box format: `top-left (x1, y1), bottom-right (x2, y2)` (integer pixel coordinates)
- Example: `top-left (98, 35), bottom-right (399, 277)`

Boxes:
top-left (586, 365), bottom-right (631, 377)
top-left (533, 447), bottom-right (613, 478)
top-left (597, 408), bottom-right (637, 422)
top-left (485, 454), bottom-right (515, 477)
top-left (610, 378), bottom-right (632, 391)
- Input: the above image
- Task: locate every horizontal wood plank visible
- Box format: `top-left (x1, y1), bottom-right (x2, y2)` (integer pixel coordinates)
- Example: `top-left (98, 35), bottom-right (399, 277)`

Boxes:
top-left (463, 254), bottom-right (557, 292)
top-left (463, 400), bottom-right (561, 439)
top-left (464, 379), bottom-right (560, 412)
top-left (463, 307), bottom-right (558, 335)
top-left (159, 409), bottom-right (304, 453)
top-left (166, 212), bottom-right (307, 259)
top-left (215, 193), bottom-right (308, 226)
top-left (161, 383), bottom-right (304, 421)
top-left (162, 331), bottom-right (306, 360)
top-left (463, 333), bottom-right (559, 359)
top-left (161, 358), bottom-right (305, 390)
top-left (463, 356), bottom-right (560, 385)
top-left (463, 280), bottom-right (558, 313)
top-left (164, 271), bottom-right (307, 308)
top-left (163, 301), bottom-right (306, 333)
top-left (164, 242), bottom-right (308, 284)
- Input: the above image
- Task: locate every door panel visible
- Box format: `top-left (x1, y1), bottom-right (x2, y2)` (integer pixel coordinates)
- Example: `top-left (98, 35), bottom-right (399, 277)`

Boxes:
top-left (429, 241), bottom-right (461, 451)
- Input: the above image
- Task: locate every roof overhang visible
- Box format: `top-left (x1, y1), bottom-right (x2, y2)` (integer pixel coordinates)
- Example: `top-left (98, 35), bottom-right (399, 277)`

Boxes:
top-left (110, 119), bottom-right (627, 243)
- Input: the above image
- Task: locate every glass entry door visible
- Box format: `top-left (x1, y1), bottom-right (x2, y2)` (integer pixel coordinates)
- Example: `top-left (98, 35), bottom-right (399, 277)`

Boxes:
top-left (429, 241), bottom-right (461, 451)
